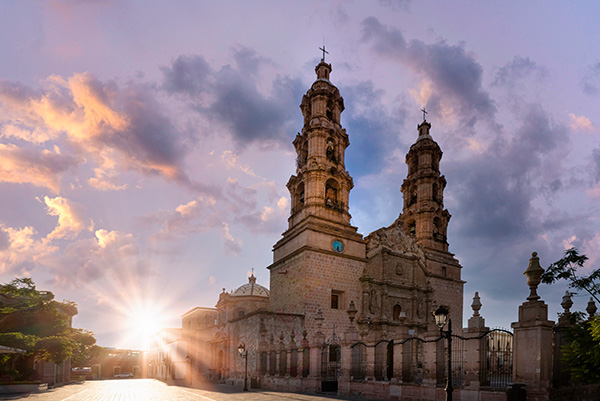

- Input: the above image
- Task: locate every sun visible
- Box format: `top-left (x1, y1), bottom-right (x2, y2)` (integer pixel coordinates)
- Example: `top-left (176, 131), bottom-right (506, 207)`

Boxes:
top-left (121, 302), bottom-right (171, 350)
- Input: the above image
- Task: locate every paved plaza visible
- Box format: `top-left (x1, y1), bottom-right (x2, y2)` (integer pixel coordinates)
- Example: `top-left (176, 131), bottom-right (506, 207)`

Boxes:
top-left (0, 379), bottom-right (372, 401)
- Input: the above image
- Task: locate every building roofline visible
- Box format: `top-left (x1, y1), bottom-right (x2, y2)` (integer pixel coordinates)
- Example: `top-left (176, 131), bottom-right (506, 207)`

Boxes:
top-left (181, 306), bottom-right (217, 318)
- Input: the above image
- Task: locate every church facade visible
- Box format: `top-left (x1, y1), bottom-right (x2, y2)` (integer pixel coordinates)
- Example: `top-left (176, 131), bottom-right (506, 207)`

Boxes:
top-left (181, 59), bottom-right (466, 397)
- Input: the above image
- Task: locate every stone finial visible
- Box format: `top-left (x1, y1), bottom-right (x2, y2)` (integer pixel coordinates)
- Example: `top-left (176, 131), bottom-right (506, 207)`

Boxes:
top-left (347, 300), bottom-right (358, 323)
top-left (524, 252), bottom-right (544, 301)
top-left (561, 291), bottom-right (573, 314)
top-left (586, 298), bottom-right (597, 318)
top-left (471, 292), bottom-right (482, 317)
top-left (290, 329), bottom-right (296, 342)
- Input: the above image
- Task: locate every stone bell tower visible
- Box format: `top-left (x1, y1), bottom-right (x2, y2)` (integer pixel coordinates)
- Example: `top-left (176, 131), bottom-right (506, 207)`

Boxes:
top-left (401, 119), bottom-right (451, 252)
top-left (400, 117), bottom-right (463, 326)
top-left (287, 60), bottom-right (353, 228)
top-left (268, 59), bottom-right (365, 325)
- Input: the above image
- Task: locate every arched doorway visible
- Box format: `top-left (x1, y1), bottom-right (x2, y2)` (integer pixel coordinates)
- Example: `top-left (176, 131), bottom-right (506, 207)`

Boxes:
top-left (321, 343), bottom-right (340, 392)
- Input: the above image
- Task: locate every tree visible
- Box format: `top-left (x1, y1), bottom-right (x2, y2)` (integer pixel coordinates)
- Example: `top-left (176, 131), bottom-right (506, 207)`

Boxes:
top-left (541, 247), bottom-right (600, 304)
top-left (541, 247), bottom-right (600, 384)
top-left (0, 278), bottom-right (97, 381)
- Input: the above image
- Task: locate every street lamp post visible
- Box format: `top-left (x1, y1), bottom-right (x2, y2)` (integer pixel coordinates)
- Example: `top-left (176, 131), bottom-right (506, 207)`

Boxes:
top-left (433, 306), bottom-right (453, 401)
top-left (237, 343), bottom-right (249, 391)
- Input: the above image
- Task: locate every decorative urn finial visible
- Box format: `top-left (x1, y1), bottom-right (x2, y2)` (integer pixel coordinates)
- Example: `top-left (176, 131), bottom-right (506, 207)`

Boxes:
top-left (587, 298), bottom-right (597, 318)
top-left (524, 252), bottom-right (544, 301)
top-left (561, 291), bottom-right (573, 314)
top-left (347, 300), bottom-right (358, 323)
top-left (471, 292), bottom-right (482, 317)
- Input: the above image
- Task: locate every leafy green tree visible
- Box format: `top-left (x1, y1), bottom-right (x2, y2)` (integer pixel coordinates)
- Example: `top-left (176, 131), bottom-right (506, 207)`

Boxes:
top-left (35, 336), bottom-right (78, 364)
top-left (0, 278), bottom-right (97, 380)
top-left (559, 317), bottom-right (600, 384)
top-left (541, 247), bottom-right (600, 384)
top-left (541, 247), bottom-right (600, 303)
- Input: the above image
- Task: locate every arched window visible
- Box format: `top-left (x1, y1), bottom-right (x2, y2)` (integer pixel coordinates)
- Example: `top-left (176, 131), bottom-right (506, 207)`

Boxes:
top-left (326, 101), bottom-right (333, 121)
top-left (296, 183), bottom-right (305, 208)
top-left (326, 138), bottom-right (336, 162)
top-left (351, 343), bottom-right (367, 380)
top-left (302, 347), bottom-right (310, 377)
top-left (290, 349), bottom-right (298, 377)
top-left (409, 190), bottom-right (417, 206)
top-left (260, 352), bottom-right (267, 375)
top-left (433, 183), bottom-right (438, 203)
top-left (325, 178), bottom-right (339, 209)
top-left (393, 305), bottom-right (402, 321)
top-left (269, 351), bottom-right (276, 375)
top-left (302, 141), bottom-right (308, 165)
top-left (408, 221), bottom-right (416, 236)
top-left (279, 350), bottom-right (287, 376)
top-left (433, 217), bottom-right (441, 233)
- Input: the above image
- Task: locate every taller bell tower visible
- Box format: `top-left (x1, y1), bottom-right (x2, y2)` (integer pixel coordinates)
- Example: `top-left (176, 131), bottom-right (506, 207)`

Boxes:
top-left (287, 60), bottom-right (353, 228)
top-left (268, 59), bottom-right (365, 326)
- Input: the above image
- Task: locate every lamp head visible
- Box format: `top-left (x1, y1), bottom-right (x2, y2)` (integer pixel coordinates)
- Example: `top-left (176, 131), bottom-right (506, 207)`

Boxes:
top-left (238, 342), bottom-right (245, 355)
top-left (433, 305), bottom-right (449, 329)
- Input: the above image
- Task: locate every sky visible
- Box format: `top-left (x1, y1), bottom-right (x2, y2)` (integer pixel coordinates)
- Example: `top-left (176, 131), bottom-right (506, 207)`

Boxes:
top-left (1, 0), bottom-right (599, 349)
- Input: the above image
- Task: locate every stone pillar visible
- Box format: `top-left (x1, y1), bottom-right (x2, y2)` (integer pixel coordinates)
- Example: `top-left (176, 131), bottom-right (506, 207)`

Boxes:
top-left (422, 331), bottom-right (439, 386)
top-left (464, 292), bottom-right (488, 388)
top-left (511, 252), bottom-right (554, 401)
top-left (339, 344), bottom-right (352, 394)
top-left (365, 343), bottom-right (376, 381)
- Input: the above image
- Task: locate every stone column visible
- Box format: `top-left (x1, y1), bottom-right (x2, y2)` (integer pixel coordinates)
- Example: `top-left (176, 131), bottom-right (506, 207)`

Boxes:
top-left (365, 343), bottom-right (376, 381)
top-left (511, 252), bottom-right (554, 401)
top-left (464, 292), bottom-right (488, 388)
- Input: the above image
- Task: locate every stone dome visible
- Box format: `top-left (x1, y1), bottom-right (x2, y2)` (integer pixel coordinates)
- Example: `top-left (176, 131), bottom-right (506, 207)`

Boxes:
top-left (232, 274), bottom-right (269, 298)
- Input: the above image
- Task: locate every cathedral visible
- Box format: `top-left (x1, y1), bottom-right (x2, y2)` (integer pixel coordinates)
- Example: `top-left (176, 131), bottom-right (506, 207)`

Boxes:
top-left (179, 57), bottom-right (464, 395)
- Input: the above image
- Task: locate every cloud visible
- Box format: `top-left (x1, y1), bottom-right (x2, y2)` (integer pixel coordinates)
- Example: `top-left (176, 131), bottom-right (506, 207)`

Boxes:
top-left (448, 103), bottom-right (567, 243)
top-left (492, 56), bottom-right (547, 87)
top-left (581, 61), bottom-right (600, 96)
top-left (0, 144), bottom-right (80, 193)
top-left (360, 17), bottom-right (496, 129)
top-left (341, 80), bottom-right (407, 175)
top-left (44, 196), bottom-right (93, 240)
top-left (0, 227), bottom-right (9, 251)
top-left (0, 224), bottom-right (58, 274)
top-left (378, 0), bottom-right (411, 11)
top-left (0, 73), bottom-right (195, 192)
top-left (161, 53), bottom-right (304, 149)
top-left (143, 196), bottom-right (221, 240)
top-left (569, 113), bottom-right (595, 132)
top-left (50, 229), bottom-right (148, 288)
top-left (221, 223), bottom-right (242, 256)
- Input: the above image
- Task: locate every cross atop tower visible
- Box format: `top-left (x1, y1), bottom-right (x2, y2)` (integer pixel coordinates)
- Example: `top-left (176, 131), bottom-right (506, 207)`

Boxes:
top-left (421, 107), bottom-right (428, 121)
top-left (319, 45), bottom-right (329, 62)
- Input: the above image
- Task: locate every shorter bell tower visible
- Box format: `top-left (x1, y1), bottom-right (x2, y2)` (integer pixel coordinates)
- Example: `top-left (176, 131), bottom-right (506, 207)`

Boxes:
top-left (400, 117), bottom-right (463, 327)
top-left (401, 119), bottom-right (451, 252)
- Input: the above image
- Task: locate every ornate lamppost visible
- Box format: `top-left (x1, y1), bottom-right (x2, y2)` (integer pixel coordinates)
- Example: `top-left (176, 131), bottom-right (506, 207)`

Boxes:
top-left (433, 306), bottom-right (453, 401)
top-left (237, 343), bottom-right (249, 391)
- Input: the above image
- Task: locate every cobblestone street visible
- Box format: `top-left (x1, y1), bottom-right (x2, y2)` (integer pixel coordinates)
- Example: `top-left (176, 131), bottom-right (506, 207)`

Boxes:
top-left (0, 379), bottom-right (368, 401)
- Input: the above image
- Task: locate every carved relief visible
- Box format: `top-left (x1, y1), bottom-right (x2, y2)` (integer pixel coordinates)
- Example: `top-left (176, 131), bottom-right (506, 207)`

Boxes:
top-left (366, 217), bottom-right (424, 259)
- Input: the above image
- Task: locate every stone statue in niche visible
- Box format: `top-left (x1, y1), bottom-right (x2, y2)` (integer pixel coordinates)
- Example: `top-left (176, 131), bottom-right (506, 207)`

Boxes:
top-left (369, 289), bottom-right (379, 314)
top-left (395, 262), bottom-right (404, 276)
top-left (417, 299), bottom-right (425, 319)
